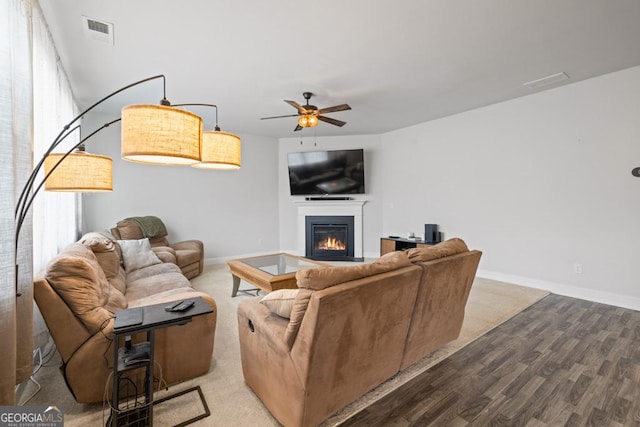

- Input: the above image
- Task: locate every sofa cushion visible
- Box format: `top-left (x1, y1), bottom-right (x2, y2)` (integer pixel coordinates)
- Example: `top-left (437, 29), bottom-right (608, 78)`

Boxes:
top-left (295, 250), bottom-right (411, 291)
top-left (125, 271), bottom-right (191, 303)
top-left (117, 238), bottom-right (162, 272)
top-left (125, 262), bottom-right (183, 283)
top-left (126, 287), bottom-right (203, 308)
top-left (175, 249), bottom-right (201, 266)
top-left (115, 219), bottom-right (144, 240)
top-left (45, 243), bottom-right (127, 334)
top-left (284, 289), bottom-right (313, 348)
top-left (260, 289), bottom-right (299, 319)
top-left (79, 231), bottom-right (127, 294)
top-left (405, 238), bottom-right (469, 262)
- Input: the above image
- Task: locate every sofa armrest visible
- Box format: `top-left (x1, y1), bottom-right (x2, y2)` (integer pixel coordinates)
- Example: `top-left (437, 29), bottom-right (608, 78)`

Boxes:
top-left (237, 299), bottom-right (306, 426)
top-left (151, 246), bottom-right (177, 264)
top-left (170, 239), bottom-right (203, 253)
top-left (238, 299), bottom-right (289, 350)
top-left (34, 276), bottom-right (92, 363)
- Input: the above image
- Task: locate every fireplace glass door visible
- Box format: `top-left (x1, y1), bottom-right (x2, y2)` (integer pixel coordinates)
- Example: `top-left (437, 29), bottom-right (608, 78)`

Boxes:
top-left (305, 216), bottom-right (355, 261)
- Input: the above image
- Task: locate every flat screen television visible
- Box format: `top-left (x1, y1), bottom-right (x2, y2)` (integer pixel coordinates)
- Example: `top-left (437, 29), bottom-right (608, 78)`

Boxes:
top-left (287, 149), bottom-right (365, 196)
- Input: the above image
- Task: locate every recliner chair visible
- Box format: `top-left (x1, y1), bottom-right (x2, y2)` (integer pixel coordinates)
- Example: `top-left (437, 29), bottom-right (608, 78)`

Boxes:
top-left (111, 216), bottom-right (204, 279)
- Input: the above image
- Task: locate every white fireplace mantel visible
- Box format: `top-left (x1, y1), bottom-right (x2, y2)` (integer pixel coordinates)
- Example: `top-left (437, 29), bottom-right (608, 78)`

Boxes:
top-left (295, 200), bottom-right (367, 258)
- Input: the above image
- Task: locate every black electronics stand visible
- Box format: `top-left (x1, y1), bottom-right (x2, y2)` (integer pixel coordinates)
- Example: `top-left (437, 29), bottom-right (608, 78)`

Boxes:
top-left (107, 297), bottom-right (213, 427)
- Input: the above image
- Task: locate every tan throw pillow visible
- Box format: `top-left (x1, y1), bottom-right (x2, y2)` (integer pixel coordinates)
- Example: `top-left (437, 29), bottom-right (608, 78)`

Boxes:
top-left (260, 289), bottom-right (299, 319)
top-left (117, 238), bottom-right (162, 272)
top-left (405, 238), bottom-right (469, 262)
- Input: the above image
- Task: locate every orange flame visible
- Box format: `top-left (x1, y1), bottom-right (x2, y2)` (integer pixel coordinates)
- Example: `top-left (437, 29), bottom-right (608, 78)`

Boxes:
top-left (316, 237), bottom-right (346, 251)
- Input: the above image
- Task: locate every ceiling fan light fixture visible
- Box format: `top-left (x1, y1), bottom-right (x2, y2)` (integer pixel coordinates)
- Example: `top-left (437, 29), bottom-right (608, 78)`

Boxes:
top-left (298, 114), bottom-right (318, 128)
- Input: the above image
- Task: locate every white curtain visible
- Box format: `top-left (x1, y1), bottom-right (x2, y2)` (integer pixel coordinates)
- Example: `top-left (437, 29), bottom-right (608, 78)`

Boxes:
top-left (1, 0), bottom-right (80, 404)
top-left (32, 3), bottom-right (80, 273)
top-left (1, 0), bottom-right (34, 405)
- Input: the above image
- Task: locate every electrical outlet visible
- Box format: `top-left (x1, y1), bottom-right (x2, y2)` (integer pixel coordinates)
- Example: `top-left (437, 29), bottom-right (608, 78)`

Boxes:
top-left (574, 263), bottom-right (583, 274)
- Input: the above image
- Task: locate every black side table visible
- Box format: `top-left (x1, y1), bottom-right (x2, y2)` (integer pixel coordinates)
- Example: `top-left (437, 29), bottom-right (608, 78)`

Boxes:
top-left (108, 296), bottom-right (213, 427)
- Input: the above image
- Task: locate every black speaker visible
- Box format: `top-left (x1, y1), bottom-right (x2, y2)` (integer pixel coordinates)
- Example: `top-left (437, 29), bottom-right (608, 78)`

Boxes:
top-left (424, 224), bottom-right (440, 244)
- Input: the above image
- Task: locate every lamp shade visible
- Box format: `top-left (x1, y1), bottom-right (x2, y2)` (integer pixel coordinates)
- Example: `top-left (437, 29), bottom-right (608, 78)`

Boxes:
top-left (121, 104), bottom-right (202, 165)
top-left (44, 151), bottom-right (113, 191)
top-left (193, 130), bottom-right (241, 170)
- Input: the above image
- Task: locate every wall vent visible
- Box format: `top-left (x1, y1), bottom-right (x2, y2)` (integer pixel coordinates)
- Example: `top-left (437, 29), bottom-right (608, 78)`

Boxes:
top-left (81, 15), bottom-right (114, 45)
top-left (523, 72), bottom-right (569, 90)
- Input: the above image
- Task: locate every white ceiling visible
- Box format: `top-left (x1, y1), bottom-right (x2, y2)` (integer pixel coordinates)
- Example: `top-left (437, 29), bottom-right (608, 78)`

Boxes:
top-left (39, 0), bottom-right (640, 139)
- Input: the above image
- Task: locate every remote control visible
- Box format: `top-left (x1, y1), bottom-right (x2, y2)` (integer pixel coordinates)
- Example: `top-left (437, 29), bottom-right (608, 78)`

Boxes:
top-left (165, 300), bottom-right (184, 312)
top-left (170, 300), bottom-right (195, 312)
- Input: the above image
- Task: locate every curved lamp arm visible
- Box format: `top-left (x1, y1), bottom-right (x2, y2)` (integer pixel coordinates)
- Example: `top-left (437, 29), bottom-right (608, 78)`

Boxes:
top-left (14, 74), bottom-right (167, 297)
top-left (171, 103), bottom-right (219, 130)
top-left (15, 74), bottom-right (166, 223)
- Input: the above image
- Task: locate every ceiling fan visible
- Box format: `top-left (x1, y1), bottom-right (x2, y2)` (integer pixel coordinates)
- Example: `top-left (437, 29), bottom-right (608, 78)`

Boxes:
top-left (260, 92), bottom-right (351, 131)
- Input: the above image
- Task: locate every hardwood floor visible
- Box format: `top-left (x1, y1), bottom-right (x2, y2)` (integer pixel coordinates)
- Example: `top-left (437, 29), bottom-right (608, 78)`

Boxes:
top-left (339, 294), bottom-right (640, 426)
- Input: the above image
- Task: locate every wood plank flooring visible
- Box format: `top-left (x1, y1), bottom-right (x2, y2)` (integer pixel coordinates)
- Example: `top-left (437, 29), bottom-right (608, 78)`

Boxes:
top-left (339, 294), bottom-right (640, 426)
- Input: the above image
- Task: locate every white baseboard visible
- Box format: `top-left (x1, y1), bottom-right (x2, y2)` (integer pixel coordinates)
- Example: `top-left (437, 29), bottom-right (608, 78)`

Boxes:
top-left (204, 250), bottom-right (284, 265)
top-left (477, 269), bottom-right (640, 311)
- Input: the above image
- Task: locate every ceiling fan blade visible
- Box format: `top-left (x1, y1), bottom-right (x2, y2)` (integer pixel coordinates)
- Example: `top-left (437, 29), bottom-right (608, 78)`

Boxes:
top-left (294, 125), bottom-right (303, 132)
top-left (260, 114), bottom-right (299, 120)
top-left (284, 100), bottom-right (307, 114)
top-left (317, 104), bottom-right (351, 115)
top-left (317, 115), bottom-right (346, 127)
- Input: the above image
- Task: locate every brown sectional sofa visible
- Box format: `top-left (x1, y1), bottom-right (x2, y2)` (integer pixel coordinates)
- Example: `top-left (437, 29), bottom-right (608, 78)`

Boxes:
top-left (33, 231), bottom-right (216, 403)
top-left (237, 238), bottom-right (481, 427)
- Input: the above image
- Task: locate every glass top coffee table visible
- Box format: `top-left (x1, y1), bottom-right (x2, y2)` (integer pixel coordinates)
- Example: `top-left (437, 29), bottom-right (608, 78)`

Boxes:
top-left (227, 253), bottom-right (328, 297)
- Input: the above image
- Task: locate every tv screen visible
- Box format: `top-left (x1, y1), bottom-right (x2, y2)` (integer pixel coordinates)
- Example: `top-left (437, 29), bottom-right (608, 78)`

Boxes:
top-left (287, 149), bottom-right (365, 196)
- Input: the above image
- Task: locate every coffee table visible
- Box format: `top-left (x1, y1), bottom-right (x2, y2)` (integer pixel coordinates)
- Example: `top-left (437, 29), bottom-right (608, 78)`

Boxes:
top-left (227, 253), bottom-right (328, 297)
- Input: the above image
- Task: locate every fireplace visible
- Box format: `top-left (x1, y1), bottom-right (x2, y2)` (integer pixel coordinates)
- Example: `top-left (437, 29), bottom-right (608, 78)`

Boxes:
top-left (305, 216), bottom-right (357, 261)
top-left (296, 200), bottom-right (366, 261)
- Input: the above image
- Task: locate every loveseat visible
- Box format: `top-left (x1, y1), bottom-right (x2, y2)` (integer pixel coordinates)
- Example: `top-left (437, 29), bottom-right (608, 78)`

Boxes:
top-left (237, 238), bottom-right (481, 427)
top-left (33, 231), bottom-right (216, 403)
top-left (110, 216), bottom-right (204, 279)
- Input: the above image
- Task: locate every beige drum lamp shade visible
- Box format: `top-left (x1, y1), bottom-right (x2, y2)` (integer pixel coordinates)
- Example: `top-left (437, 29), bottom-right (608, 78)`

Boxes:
top-left (121, 104), bottom-right (202, 165)
top-left (44, 151), bottom-right (113, 191)
top-left (193, 130), bottom-right (241, 170)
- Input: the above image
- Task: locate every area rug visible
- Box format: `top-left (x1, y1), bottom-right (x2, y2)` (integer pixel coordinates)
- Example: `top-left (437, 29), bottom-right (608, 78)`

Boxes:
top-left (26, 263), bottom-right (548, 426)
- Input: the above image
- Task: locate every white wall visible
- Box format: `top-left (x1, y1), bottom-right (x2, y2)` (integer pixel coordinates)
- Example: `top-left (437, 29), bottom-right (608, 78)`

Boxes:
top-left (278, 135), bottom-right (384, 257)
top-left (82, 113), bottom-right (280, 261)
top-left (381, 66), bottom-right (640, 309)
top-left (82, 66), bottom-right (640, 309)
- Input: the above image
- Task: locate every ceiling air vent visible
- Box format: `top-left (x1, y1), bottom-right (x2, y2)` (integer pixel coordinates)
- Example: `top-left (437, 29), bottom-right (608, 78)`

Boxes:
top-left (81, 15), bottom-right (114, 45)
top-left (523, 72), bottom-right (569, 90)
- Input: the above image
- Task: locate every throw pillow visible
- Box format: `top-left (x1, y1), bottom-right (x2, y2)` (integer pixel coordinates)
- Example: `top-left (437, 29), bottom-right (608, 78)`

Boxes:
top-left (260, 289), bottom-right (299, 319)
top-left (117, 238), bottom-right (162, 272)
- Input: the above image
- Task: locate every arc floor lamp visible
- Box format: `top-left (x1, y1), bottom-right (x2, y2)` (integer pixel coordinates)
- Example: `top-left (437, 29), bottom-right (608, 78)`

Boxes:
top-left (14, 74), bottom-right (241, 297)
